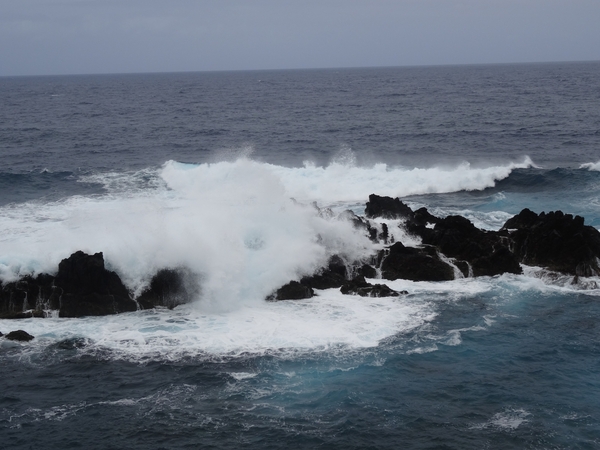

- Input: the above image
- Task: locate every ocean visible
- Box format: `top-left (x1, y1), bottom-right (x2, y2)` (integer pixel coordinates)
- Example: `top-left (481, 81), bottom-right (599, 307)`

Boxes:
top-left (1, 62), bottom-right (600, 449)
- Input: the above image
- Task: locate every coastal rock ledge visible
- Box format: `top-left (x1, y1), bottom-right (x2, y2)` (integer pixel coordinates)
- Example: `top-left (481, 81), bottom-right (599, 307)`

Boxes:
top-left (270, 194), bottom-right (600, 300)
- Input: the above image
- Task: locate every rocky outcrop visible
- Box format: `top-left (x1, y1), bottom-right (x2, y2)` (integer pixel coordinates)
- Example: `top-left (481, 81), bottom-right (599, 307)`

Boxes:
top-left (502, 209), bottom-right (600, 276)
top-left (365, 194), bottom-right (414, 220)
top-left (363, 194), bottom-right (600, 281)
top-left (380, 242), bottom-right (455, 282)
top-left (3, 198), bottom-right (600, 314)
top-left (366, 195), bottom-right (522, 278)
top-left (418, 215), bottom-right (522, 277)
top-left (54, 251), bottom-right (138, 317)
top-left (0, 252), bottom-right (195, 318)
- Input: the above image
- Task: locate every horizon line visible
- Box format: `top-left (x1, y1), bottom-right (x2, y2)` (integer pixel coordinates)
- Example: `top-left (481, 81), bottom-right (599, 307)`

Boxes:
top-left (2, 58), bottom-right (599, 79)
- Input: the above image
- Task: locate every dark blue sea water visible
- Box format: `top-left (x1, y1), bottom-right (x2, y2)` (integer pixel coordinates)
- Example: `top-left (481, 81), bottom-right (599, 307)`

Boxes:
top-left (1, 62), bottom-right (600, 449)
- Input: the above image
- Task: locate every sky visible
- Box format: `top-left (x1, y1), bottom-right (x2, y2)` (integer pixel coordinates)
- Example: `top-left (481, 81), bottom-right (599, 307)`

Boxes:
top-left (1, 0), bottom-right (600, 76)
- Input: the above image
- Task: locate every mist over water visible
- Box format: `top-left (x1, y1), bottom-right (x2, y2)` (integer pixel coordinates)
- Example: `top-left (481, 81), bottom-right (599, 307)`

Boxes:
top-left (2, 63), bottom-right (600, 449)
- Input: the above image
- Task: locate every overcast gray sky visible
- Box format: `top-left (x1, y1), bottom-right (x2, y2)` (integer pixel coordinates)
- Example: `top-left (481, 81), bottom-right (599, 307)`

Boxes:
top-left (1, 0), bottom-right (599, 76)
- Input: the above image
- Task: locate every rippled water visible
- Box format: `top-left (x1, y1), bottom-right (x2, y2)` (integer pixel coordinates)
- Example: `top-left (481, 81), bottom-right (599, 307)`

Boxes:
top-left (1, 62), bottom-right (600, 449)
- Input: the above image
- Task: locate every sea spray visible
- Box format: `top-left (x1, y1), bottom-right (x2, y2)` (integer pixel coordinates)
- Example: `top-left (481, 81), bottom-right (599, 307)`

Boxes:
top-left (0, 158), bottom-right (372, 311)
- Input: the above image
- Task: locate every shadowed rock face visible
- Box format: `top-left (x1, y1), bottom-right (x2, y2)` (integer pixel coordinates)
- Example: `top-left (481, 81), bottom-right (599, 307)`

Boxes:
top-left (54, 251), bottom-right (138, 318)
top-left (365, 194), bottom-right (414, 219)
top-left (0, 274), bottom-right (58, 319)
top-left (503, 209), bottom-right (600, 276)
top-left (418, 215), bottom-right (522, 277)
top-left (380, 242), bottom-right (455, 282)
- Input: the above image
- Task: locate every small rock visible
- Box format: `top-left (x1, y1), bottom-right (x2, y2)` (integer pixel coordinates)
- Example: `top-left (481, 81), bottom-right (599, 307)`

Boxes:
top-left (268, 281), bottom-right (314, 301)
top-left (340, 275), bottom-right (401, 297)
top-left (5, 330), bottom-right (35, 342)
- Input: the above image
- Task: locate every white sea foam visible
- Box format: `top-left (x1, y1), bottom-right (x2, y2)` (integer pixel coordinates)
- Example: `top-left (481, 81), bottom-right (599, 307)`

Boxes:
top-left (0, 158), bottom-right (372, 310)
top-left (580, 160), bottom-right (600, 171)
top-left (0, 291), bottom-right (436, 361)
top-left (268, 155), bottom-right (533, 203)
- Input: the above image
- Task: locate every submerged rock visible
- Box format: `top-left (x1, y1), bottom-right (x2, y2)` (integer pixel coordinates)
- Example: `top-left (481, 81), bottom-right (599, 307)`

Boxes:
top-left (52, 337), bottom-right (92, 350)
top-left (5, 330), bottom-right (34, 341)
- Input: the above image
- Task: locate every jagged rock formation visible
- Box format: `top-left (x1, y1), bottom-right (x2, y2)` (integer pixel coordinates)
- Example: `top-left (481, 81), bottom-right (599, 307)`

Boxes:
top-left (54, 251), bottom-right (138, 317)
top-left (271, 196), bottom-right (600, 301)
top-left (379, 242), bottom-right (455, 282)
top-left (502, 208), bottom-right (600, 276)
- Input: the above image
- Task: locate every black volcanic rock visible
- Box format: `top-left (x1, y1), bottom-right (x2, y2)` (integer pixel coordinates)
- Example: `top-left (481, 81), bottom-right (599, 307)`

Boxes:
top-left (502, 209), bottom-right (600, 276)
top-left (268, 281), bottom-right (314, 301)
top-left (365, 194), bottom-right (414, 219)
top-left (380, 242), bottom-right (455, 282)
top-left (137, 268), bottom-right (197, 310)
top-left (0, 274), bottom-right (59, 319)
top-left (357, 264), bottom-right (377, 279)
top-left (54, 251), bottom-right (137, 317)
top-left (407, 214), bottom-right (522, 277)
top-left (300, 255), bottom-right (348, 290)
top-left (5, 330), bottom-right (34, 341)
top-left (340, 276), bottom-right (402, 297)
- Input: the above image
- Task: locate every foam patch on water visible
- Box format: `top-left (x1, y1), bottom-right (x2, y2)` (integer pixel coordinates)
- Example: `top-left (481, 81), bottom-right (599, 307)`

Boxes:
top-left (470, 408), bottom-right (531, 431)
top-left (0, 291), bottom-right (435, 362)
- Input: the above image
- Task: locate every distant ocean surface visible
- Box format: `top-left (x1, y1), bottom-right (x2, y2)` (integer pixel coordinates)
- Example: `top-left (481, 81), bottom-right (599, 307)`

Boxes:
top-left (1, 62), bottom-right (600, 449)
